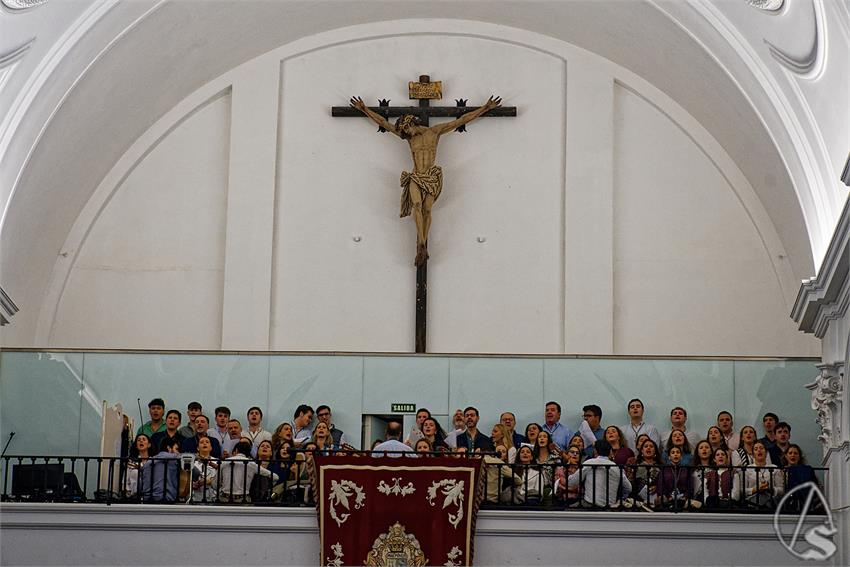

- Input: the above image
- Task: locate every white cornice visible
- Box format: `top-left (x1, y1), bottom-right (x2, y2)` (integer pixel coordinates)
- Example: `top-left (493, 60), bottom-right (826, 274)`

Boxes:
top-left (792, 195), bottom-right (850, 336)
top-left (0, 503), bottom-right (801, 538)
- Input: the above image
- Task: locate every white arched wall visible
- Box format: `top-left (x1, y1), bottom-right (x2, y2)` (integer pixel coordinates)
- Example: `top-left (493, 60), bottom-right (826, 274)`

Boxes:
top-left (40, 20), bottom-right (819, 356)
top-left (48, 90), bottom-right (232, 349)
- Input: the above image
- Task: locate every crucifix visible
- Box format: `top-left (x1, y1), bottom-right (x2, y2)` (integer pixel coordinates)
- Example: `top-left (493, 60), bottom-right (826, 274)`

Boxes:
top-left (332, 75), bottom-right (516, 353)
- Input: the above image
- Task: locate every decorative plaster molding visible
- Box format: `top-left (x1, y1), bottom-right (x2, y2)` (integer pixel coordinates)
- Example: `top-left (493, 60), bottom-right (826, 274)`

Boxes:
top-left (0, 0), bottom-right (127, 224)
top-left (764, 1), bottom-right (826, 79)
top-left (0, 284), bottom-right (19, 326)
top-left (792, 196), bottom-right (850, 337)
top-left (35, 86), bottom-right (231, 345)
top-left (746, 0), bottom-right (784, 12)
top-left (764, 0), bottom-right (825, 79)
top-left (0, 39), bottom-right (34, 94)
top-left (1, 0), bottom-right (48, 10)
top-left (807, 364), bottom-right (844, 447)
top-left (684, 0), bottom-right (833, 264)
top-left (822, 441), bottom-right (850, 464)
top-left (0, 39), bottom-right (34, 68)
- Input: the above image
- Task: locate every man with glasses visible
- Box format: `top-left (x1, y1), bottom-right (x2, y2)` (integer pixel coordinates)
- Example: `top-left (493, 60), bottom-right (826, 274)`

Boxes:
top-left (577, 404), bottom-right (604, 457)
top-left (456, 407), bottom-right (494, 453)
top-left (500, 412), bottom-right (526, 448)
top-left (316, 405), bottom-right (348, 447)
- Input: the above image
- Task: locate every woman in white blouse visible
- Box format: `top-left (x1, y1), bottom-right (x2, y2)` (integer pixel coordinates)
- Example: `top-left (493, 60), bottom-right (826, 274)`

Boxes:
top-left (731, 425), bottom-right (766, 467)
top-left (733, 441), bottom-right (783, 508)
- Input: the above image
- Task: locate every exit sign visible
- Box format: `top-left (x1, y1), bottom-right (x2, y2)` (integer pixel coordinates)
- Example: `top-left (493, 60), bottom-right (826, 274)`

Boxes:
top-left (391, 403), bottom-right (416, 413)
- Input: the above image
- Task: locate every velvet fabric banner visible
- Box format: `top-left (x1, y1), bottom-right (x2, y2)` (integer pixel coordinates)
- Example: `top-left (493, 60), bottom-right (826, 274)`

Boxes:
top-left (313, 455), bottom-right (484, 566)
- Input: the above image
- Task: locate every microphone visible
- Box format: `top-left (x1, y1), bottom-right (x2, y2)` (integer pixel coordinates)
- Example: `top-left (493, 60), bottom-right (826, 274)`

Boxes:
top-left (137, 398), bottom-right (144, 430)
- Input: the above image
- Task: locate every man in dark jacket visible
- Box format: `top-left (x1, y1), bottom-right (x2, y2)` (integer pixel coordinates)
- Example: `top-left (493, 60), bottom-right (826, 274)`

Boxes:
top-left (456, 407), bottom-right (494, 453)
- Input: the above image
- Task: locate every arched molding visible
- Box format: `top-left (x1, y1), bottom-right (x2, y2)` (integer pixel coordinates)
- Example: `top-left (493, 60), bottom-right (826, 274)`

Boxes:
top-left (0, 0), bottom-right (160, 227)
top-left (0, 38), bottom-right (34, 68)
top-left (0, 38), bottom-right (34, 94)
top-left (663, 0), bottom-right (833, 274)
top-left (35, 19), bottom-right (798, 348)
top-left (612, 79), bottom-right (797, 310)
top-left (36, 85), bottom-right (232, 345)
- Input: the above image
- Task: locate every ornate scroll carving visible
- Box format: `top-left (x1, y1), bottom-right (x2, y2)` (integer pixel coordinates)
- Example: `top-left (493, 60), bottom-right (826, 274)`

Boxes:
top-left (746, 0), bottom-right (784, 11)
top-left (807, 365), bottom-right (844, 447)
top-left (763, 0), bottom-right (824, 78)
top-left (2, 0), bottom-right (49, 10)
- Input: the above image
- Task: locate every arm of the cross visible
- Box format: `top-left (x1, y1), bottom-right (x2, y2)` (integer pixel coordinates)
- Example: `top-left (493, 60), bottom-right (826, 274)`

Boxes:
top-left (332, 105), bottom-right (514, 133)
top-left (432, 96), bottom-right (505, 136)
top-left (331, 106), bottom-right (516, 118)
top-left (346, 97), bottom-right (403, 136)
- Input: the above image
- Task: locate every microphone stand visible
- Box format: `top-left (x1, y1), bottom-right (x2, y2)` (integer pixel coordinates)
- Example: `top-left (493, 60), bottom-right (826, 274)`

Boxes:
top-left (1, 431), bottom-right (15, 458)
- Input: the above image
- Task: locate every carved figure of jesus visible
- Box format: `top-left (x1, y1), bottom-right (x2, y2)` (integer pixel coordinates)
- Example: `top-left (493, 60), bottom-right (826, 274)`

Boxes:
top-left (350, 96), bottom-right (502, 266)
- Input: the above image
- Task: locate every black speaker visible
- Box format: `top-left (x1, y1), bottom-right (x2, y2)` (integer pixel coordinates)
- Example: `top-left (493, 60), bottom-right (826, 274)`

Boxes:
top-left (10, 464), bottom-right (83, 501)
top-left (11, 463), bottom-right (64, 500)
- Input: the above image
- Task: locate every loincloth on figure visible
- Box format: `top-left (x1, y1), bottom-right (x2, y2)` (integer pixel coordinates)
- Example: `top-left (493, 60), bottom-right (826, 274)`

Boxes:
top-left (399, 165), bottom-right (443, 218)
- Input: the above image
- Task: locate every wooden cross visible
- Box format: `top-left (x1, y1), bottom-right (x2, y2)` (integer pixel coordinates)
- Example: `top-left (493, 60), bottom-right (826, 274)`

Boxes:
top-left (332, 75), bottom-right (516, 353)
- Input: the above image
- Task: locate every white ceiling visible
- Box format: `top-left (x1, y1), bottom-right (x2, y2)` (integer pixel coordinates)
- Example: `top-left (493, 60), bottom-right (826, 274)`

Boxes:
top-left (0, 0), bottom-right (847, 343)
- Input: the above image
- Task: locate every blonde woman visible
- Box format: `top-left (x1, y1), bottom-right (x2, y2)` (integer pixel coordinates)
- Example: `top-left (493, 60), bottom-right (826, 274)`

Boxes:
top-left (491, 423), bottom-right (517, 463)
top-left (309, 422), bottom-right (338, 454)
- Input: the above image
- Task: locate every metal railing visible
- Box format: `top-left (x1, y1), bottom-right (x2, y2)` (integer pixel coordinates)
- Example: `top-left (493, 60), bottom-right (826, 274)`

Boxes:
top-left (0, 454), bottom-right (827, 513)
top-left (482, 461), bottom-right (828, 513)
top-left (0, 454), bottom-right (316, 506)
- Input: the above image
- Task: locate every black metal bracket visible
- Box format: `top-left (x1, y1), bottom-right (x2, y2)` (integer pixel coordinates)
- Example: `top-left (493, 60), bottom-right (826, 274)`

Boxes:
top-left (455, 99), bottom-right (468, 132)
top-left (377, 99), bottom-right (391, 133)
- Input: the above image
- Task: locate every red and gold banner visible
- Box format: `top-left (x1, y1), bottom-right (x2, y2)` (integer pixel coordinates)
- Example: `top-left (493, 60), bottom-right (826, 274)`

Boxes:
top-left (314, 455), bottom-right (484, 566)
